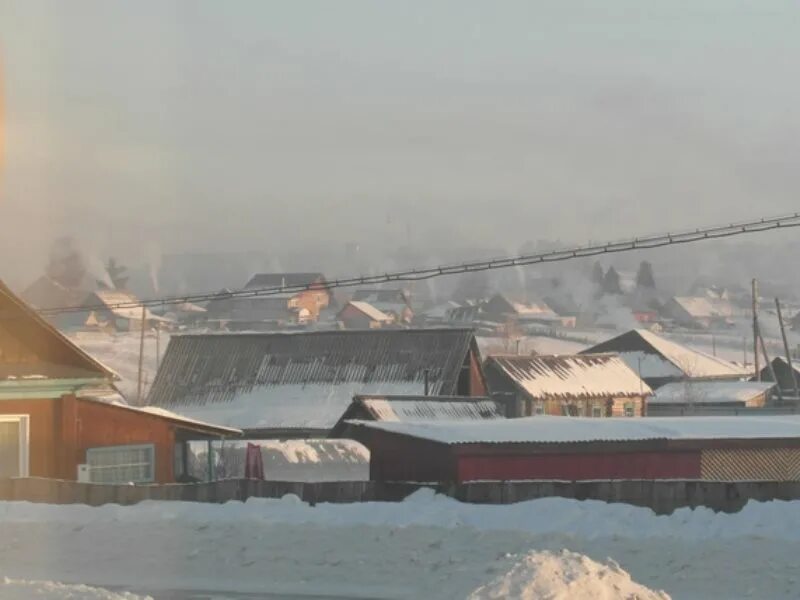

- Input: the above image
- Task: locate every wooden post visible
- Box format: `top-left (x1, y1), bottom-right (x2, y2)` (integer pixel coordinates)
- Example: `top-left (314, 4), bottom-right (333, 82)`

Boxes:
top-left (752, 279), bottom-right (760, 380)
top-left (776, 298), bottom-right (799, 399)
top-left (137, 303), bottom-right (146, 404)
top-left (424, 369), bottom-right (430, 396)
top-left (757, 322), bottom-right (782, 401)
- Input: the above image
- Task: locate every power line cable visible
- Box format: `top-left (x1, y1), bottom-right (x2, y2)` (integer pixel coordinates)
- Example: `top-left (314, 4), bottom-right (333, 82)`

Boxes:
top-left (33, 211), bottom-right (800, 316)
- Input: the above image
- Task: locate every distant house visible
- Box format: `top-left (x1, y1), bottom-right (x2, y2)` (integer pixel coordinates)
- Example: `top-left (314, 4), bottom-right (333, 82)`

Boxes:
top-left (244, 273), bottom-right (330, 321)
top-left (0, 278), bottom-right (238, 482)
top-left (147, 328), bottom-right (488, 438)
top-left (330, 394), bottom-right (504, 438)
top-left (81, 289), bottom-right (166, 332)
top-left (663, 296), bottom-right (735, 329)
top-left (582, 329), bottom-right (747, 389)
top-left (351, 289), bottom-right (413, 323)
top-left (648, 380), bottom-right (775, 415)
top-left (420, 301), bottom-right (461, 325)
top-left (482, 293), bottom-right (567, 327)
top-left (337, 301), bottom-right (394, 329)
top-left (20, 275), bottom-right (92, 330)
top-left (755, 357), bottom-right (800, 397)
top-left (485, 354), bottom-right (651, 418)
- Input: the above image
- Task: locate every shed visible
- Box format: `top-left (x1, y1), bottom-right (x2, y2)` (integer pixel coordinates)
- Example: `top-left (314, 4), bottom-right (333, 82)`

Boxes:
top-left (350, 416), bottom-right (800, 483)
top-left (582, 329), bottom-right (747, 388)
top-left (485, 354), bottom-right (651, 418)
top-left (147, 328), bottom-right (487, 437)
top-left (330, 394), bottom-right (503, 437)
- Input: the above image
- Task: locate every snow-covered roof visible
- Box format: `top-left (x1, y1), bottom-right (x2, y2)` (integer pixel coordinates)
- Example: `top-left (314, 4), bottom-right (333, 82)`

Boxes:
top-left (650, 381), bottom-right (775, 405)
top-left (148, 328), bottom-right (479, 431)
top-left (584, 329), bottom-right (748, 380)
top-left (350, 415), bottom-right (800, 445)
top-left (671, 296), bottom-right (734, 318)
top-left (345, 301), bottom-right (393, 322)
top-left (487, 354), bottom-right (652, 400)
top-left (128, 404), bottom-right (242, 435)
top-left (353, 395), bottom-right (504, 422)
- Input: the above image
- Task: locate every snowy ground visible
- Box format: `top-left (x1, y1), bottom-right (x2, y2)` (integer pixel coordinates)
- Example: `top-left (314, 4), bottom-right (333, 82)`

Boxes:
top-left (2, 491), bottom-right (800, 599)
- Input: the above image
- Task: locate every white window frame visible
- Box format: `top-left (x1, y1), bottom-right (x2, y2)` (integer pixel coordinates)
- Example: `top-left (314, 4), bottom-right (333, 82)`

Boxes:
top-left (591, 405), bottom-right (604, 418)
top-left (86, 443), bottom-right (155, 484)
top-left (0, 415), bottom-right (30, 477)
top-left (624, 402), bottom-right (635, 417)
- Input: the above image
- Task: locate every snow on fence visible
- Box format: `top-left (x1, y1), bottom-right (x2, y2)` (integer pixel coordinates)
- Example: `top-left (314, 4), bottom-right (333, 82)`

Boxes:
top-left (4, 477), bottom-right (800, 513)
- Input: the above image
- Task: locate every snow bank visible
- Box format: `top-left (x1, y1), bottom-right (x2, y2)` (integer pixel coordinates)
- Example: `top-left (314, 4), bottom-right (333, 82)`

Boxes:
top-left (468, 550), bottom-right (669, 600)
top-left (0, 578), bottom-right (151, 600)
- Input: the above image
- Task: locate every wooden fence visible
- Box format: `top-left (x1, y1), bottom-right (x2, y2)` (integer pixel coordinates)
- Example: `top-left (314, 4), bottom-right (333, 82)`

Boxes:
top-left (3, 477), bottom-right (800, 514)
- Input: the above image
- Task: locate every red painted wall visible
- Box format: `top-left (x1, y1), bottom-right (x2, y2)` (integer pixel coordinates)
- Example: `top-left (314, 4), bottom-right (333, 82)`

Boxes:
top-left (456, 451), bottom-right (702, 483)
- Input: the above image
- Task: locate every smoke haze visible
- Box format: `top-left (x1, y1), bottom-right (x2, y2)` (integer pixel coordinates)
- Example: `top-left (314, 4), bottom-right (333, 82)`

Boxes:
top-left (1, 1), bottom-right (799, 290)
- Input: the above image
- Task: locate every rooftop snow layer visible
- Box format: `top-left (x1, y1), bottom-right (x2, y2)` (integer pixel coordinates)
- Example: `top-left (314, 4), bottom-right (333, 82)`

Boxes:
top-left (650, 381), bottom-right (776, 404)
top-left (488, 353), bottom-right (652, 399)
top-left (349, 415), bottom-right (800, 445)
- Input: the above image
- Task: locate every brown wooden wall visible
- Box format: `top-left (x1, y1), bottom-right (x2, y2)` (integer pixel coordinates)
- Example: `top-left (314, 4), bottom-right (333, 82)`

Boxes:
top-left (0, 396), bottom-right (179, 483)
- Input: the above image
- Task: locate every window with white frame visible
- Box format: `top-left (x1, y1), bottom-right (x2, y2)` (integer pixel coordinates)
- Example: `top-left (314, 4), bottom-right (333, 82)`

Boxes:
top-left (0, 415), bottom-right (29, 478)
top-left (533, 402), bottom-right (545, 416)
top-left (592, 405), bottom-right (604, 418)
top-left (624, 402), bottom-right (635, 417)
top-left (86, 444), bottom-right (155, 484)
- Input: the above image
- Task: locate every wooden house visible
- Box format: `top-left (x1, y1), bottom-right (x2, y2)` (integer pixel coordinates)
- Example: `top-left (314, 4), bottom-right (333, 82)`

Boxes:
top-left (351, 288), bottom-right (414, 324)
top-left (485, 354), bottom-right (651, 418)
top-left (337, 301), bottom-right (394, 329)
top-left (244, 273), bottom-right (330, 320)
top-left (0, 279), bottom-right (238, 481)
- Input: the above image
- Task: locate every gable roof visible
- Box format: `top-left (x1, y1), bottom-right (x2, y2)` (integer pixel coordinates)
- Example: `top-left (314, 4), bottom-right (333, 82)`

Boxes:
top-left (350, 415), bottom-right (800, 446)
top-left (90, 289), bottom-right (162, 321)
top-left (582, 329), bottom-right (747, 380)
top-left (487, 354), bottom-right (651, 400)
top-left (342, 301), bottom-right (393, 322)
top-left (671, 296), bottom-right (734, 318)
top-left (352, 289), bottom-right (410, 305)
top-left (20, 275), bottom-right (91, 312)
top-left (147, 328), bottom-right (480, 431)
top-left (245, 273), bottom-right (327, 290)
top-left (0, 279), bottom-right (116, 380)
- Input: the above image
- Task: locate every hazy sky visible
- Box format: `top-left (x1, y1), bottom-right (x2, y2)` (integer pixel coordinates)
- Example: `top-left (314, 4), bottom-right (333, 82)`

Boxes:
top-left (1, 1), bottom-right (799, 286)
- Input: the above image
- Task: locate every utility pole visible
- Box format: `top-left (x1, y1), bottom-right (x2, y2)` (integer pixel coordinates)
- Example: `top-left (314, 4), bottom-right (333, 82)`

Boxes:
top-left (137, 304), bottom-right (146, 404)
top-left (776, 298), bottom-right (799, 399)
top-left (752, 279), bottom-right (760, 381)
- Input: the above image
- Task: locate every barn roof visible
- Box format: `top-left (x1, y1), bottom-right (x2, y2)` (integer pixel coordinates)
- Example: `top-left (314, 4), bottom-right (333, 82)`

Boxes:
top-left (245, 272), bottom-right (326, 289)
top-left (582, 329), bottom-right (747, 380)
top-left (351, 415), bottom-right (800, 446)
top-left (487, 353), bottom-right (651, 400)
top-left (0, 279), bottom-right (117, 381)
top-left (650, 381), bottom-right (775, 405)
top-left (147, 328), bottom-right (479, 431)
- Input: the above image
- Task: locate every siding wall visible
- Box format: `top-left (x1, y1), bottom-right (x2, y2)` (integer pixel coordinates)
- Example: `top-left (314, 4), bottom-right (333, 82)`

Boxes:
top-left (0, 396), bottom-right (179, 483)
top-left (457, 451), bottom-right (701, 483)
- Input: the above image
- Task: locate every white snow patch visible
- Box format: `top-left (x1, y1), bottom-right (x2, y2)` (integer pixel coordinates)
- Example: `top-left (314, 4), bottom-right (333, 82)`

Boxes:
top-left (467, 550), bottom-right (669, 600)
top-left (0, 578), bottom-right (151, 600)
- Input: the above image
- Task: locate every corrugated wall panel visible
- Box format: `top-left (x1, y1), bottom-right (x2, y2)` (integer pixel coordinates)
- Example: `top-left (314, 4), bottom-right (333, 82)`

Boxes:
top-left (457, 451), bottom-right (702, 483)
top-left (701, 448), bottom-right (800, 481)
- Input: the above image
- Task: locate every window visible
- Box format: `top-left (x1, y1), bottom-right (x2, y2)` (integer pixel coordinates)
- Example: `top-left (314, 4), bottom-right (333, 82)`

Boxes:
top-left (624, 403), bottom-right (635, 417)
top-left (533, 403), bottom-right (545, 416)
top-left (86, 444), bottom-right (155, 484)
top-left (592, 405), bottom-right (604, 418)
top-left (0, 415), bottom-right (29, 478)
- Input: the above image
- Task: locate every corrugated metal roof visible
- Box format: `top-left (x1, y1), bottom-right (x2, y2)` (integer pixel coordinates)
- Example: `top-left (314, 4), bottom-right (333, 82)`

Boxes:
top-left (147, 328), bottom-right (477, 430)
top-left (488, 353), bottom-right (651, 400)
top-left (583, 329), bottom-right (747, 380)
top-left (651, 381), bottom-right (775, 405)
top-left (351, 415), bottom-right (800, 445)
top-left (354, 395), bottom-right (503, 421)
